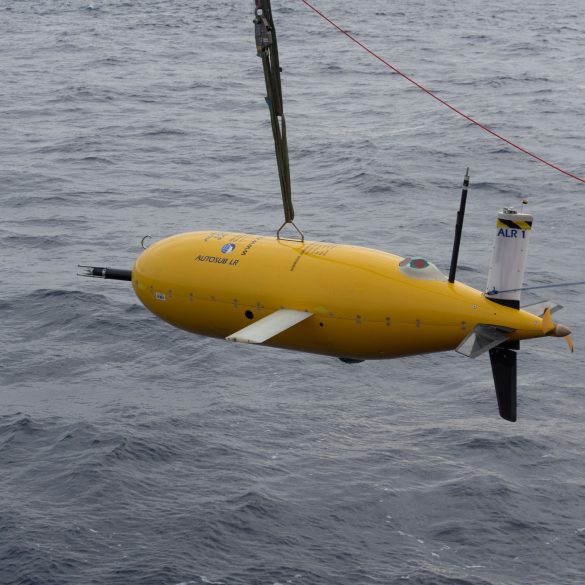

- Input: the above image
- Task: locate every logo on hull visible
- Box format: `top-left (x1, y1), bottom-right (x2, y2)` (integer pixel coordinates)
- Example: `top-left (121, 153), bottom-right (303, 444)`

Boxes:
top-left (221, 243), bottom-right (236, 254)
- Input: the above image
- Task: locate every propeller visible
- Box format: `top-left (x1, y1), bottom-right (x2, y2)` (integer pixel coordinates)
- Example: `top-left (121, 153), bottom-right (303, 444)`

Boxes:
top-left (541, 307), bottom-right (574, 352)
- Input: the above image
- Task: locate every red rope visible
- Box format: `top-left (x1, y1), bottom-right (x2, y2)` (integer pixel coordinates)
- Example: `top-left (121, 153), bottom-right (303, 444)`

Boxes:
top-left (300, 0), bottom-right (585, 185)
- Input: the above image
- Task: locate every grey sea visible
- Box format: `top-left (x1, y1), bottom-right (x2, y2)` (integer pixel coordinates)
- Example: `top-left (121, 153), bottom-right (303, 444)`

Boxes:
top-left (1, 1), bottom-right (584, 584)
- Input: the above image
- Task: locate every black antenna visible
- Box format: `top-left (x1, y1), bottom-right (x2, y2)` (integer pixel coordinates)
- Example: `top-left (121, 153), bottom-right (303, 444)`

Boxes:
top-left (448, 168), bottom-right (470, 284)
top-left (254, 0), bottom-right (303, 240)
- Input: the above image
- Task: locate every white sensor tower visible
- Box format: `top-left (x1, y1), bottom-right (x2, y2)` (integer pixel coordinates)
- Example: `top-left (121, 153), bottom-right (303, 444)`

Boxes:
top-left (486, 207), bottom-right (533, 305)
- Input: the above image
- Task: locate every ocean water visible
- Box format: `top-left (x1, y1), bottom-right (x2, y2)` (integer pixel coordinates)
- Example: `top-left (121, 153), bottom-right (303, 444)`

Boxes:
top-left (1, 1), bottom-right (584, 584)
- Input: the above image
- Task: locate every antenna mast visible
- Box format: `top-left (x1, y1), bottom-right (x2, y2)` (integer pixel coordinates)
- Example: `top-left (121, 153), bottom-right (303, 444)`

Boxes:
top-left (254, 0), bottom-right (303, 241)
top-left (448, 168), bottom-right (470, 283)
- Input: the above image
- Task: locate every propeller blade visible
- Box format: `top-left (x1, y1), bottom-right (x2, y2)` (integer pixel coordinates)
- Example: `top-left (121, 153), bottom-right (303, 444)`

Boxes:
top-left (541, 308), bottom-right (574, 351)
top-left (489, 347), bottom-right (517, 422)
top-left (541, 307), bottom-right (555, 334)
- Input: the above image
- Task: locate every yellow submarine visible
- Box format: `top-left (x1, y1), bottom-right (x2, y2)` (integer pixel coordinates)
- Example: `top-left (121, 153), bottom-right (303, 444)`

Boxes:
top-left (80, 0), bottom-right (572, 422)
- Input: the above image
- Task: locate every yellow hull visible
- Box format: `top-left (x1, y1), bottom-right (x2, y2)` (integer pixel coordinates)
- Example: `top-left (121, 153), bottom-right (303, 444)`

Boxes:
top-left (131, 231), bottom-right (544, 360)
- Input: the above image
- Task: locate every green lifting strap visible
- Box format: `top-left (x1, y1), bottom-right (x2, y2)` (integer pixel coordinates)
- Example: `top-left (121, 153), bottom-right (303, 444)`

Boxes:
top-left (254, 0), bottom-right (296, 227)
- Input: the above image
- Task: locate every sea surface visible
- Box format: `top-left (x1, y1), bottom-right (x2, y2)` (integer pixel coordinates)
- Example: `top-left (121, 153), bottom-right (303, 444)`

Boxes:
top-left (1, 1), bottom-right (584, 584)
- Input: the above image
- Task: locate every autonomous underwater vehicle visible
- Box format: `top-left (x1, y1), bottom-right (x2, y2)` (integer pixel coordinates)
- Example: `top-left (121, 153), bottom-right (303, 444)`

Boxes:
top-left (80, 0), bottom-right (574, 423)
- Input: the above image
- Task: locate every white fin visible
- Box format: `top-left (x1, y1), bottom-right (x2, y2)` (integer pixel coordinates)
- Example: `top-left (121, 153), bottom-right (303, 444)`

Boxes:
top-left (456, 324), bottom-right (513, 358)
top-left (226, 309), bottom-right (313, 344)
top-left (521, 300), bottom-right (562, 317)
